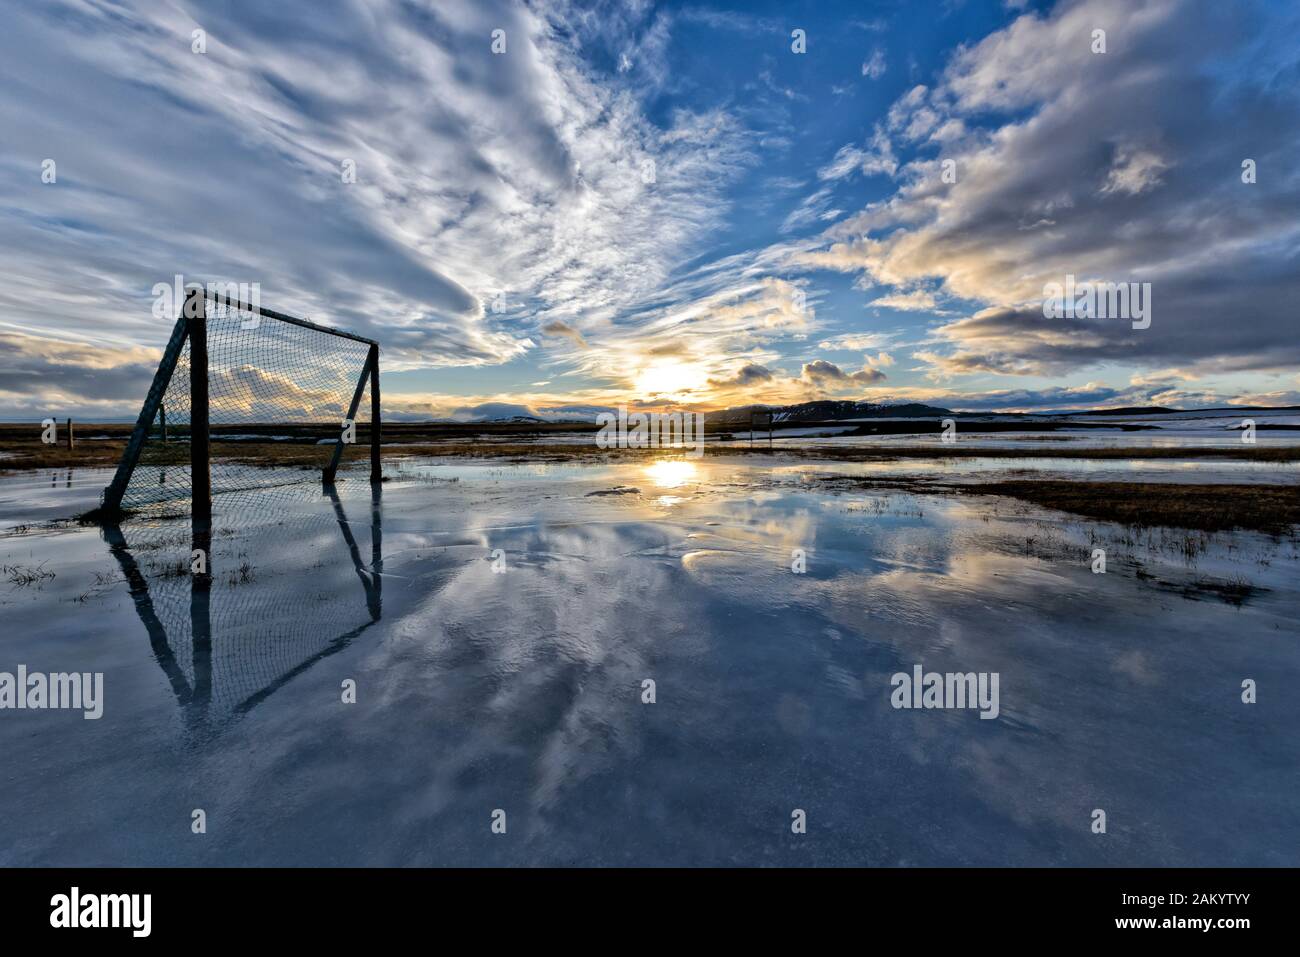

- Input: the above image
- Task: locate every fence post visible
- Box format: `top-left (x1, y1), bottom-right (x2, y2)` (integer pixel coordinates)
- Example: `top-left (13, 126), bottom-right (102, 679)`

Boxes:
top-left (66, 418), bottom-right (74, 450)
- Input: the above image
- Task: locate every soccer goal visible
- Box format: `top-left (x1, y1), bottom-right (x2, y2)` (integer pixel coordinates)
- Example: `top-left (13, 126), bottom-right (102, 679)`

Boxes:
top-left (100, 287), bottom-right (381, 521)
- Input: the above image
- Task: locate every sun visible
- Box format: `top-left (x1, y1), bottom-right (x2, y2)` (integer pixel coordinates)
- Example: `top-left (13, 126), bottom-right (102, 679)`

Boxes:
top-left (633, 360), bottom-right (707, 398)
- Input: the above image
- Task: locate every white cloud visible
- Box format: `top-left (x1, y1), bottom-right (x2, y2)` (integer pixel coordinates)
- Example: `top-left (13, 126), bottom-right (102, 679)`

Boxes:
top-left (871, 290), bottom-right (938, 311)
top-left (817, 128), bottom-right (898, 181)
top-left (817, 333), bottom-right (895, 351)
top-left (0, 0), bottom-right (754, 379)
top-left (1099, 146), bottom-right (1170, 196)
top-left (793, 0), bottom-right (1300, 378)
top-left (861, 49), bottom-right (887, 80)
top-left (781, 187), bottom-right (835, 233)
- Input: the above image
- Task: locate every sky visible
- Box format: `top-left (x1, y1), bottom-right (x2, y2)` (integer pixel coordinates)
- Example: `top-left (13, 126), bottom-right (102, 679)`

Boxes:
top-left (1, 0), bottom-right (1298, 421)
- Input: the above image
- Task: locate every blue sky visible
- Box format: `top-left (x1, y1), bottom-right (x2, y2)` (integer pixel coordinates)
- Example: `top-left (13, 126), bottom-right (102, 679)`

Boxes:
top-left (2, 0), bottom-right (1299, 420)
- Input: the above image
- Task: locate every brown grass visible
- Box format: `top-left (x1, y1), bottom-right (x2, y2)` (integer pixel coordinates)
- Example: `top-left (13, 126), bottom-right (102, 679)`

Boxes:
top-left (964, 480), bottom-right (1300, 533)
top-left (0, 434), bottom-right (666, 473)
top-left (706, 443), bottom-right (1300, 462)
top-left (4, 427), bottom-right (1298, 474)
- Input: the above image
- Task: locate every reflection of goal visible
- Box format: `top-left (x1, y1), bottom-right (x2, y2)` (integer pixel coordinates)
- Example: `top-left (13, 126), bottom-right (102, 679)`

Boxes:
top-left (100, 480), bottom-right (383, 728)
top-left (100, 288), bottom-right (381, 518)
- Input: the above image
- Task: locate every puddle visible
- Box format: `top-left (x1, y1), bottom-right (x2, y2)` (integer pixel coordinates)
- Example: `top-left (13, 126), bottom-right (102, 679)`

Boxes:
top-left (0, 457), bottom-right (1296, 866)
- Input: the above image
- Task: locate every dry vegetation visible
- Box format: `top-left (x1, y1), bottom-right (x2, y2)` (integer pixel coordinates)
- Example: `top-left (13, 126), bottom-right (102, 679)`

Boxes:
top-left (707, 442), bottom-right (1300, 462)
top-left (966, 481), bottom-right (1300, 534)
top-left (4, 422), bottom-right (1298, 533)
top-left (3, 418), bottom-right (1299, 474)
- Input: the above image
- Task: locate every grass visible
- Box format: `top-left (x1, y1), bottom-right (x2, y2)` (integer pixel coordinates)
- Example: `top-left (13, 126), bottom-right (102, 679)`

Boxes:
top-left (10, 437), bottom-right (1299, 473)
top-left (964, 480), bottom-right (1300, 534)
top-left (707, 443), bottom-right (1300, 462)
top-left (814, 475), bottom-right (1300, 532)
top-left (3, 419), bottom-right (1300, 473)
top-left (4, 562), bottom-right (56, 586)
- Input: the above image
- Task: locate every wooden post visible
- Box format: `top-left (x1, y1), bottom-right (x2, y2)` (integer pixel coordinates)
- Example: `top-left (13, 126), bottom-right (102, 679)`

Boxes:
top-left (187, 288), bottom-right (211, 534)
top-left (369, 345), bottom-right (381, 484)
top-left (66, 418), bottom-right (74, 450)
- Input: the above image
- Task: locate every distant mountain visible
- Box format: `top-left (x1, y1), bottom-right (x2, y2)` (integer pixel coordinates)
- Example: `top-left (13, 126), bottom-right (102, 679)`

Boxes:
top-left (445, 401), bottom-right (599, 424)
top-left (710, 400), bottom-right (953, 426)
top-left (849, 402), bottom-right (955, 419)
top-left (1068, 406), bottom-right (1177, 416)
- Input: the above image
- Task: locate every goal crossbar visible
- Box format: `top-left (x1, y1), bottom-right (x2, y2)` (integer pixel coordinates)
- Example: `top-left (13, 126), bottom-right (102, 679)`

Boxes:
top-left (205, 289), bottom-right (378, 347)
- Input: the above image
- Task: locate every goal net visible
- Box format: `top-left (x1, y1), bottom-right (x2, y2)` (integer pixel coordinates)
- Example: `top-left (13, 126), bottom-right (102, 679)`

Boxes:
top-left (102, 289), bottom-right (380, 517)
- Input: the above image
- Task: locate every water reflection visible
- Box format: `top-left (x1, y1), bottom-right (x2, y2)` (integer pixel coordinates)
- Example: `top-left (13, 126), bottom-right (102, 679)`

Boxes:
top-left (3, 459), bottom-right (1295, 865)
top-left (99, 480), bottom-right (385, 730)
top-left (643, 459), bottom-right (697, 488)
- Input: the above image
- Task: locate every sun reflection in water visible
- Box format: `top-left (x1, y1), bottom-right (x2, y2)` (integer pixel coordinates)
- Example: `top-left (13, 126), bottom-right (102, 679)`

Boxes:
top-left (644, 459), bottom-right (698, 489)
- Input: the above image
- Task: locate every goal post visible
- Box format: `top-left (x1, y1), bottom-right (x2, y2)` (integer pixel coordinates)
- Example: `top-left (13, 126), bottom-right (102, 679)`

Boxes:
top-left (190, 288), bottom-right (211, 529)
top-left (98, 285), bottom-right (382, 518)
top-left (101, 312), bottom-right (190, 513)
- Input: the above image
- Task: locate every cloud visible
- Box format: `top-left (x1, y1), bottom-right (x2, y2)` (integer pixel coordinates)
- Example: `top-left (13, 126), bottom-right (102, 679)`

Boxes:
top-left (709, 363), bottom-right (777, 388)
top-left (871, 289), bottom-right (938, 311)
top-left (818, 333), bottom-right (896, 351)
top-left (863, 352), bottom-right (896, 370)
top-left (861, 49), bottom-right (887, 80)
top-left (818, 147), bottom-right (866, 181)
top-left (1099, 145), bottom-right (1171, 197)
top-left (852, 380), bottom-right (1250, 413)
top-left (0, 0), bottom-right (754, 384)
top-left (1128, 367), bottom-right (1200, 387)
top-left (552, 273), bottom-right (815, 401)
top-left (800, 359), bottom-right (887, 387)
top-left (8, 0), bottom-right (1297, 419)
top-left (781, 187), bottom-right (835, 234)
top-left (0, 331), bottom-right (161, 419)
top-left (1227, 390), bottom-right (1300, 407)
top-left (930, 382), bottom-right (1130, 411)
top-left (541, 321), bottom-right (589, 349)
top-left (817, 128), bottom-right (898, 181)
top-left (793, 0), bottom-right (1300, 379)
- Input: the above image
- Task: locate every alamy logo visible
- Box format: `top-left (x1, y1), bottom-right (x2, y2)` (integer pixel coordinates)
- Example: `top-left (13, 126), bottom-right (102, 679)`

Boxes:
top-left (1042, 274), bottom-right (1151, 329)
top-left (151, 275), bottom-right (262, 321)
top-left (0, 666), bottom-right (103, 719)
top-left (890, 665), bottom-right (1000, 720)
top-left (50, 887), bottom-right (151, 937)
top-left (595, 406), bottom-right (706, 459)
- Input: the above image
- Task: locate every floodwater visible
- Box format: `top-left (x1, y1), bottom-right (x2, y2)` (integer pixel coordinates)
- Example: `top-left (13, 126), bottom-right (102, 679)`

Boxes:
top-left (1, 455), bottom-right (1297, 866)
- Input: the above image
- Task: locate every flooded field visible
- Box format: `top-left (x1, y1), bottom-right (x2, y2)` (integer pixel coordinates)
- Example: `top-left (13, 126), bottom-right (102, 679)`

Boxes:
top-left (1, 455), bottom-right (1297, 866)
